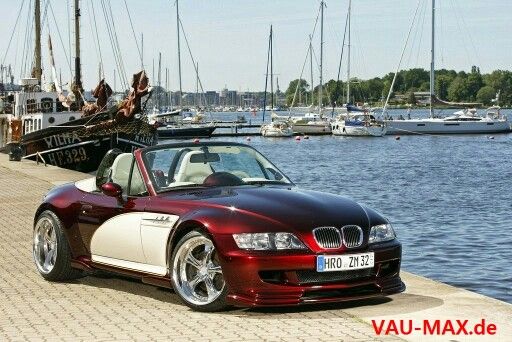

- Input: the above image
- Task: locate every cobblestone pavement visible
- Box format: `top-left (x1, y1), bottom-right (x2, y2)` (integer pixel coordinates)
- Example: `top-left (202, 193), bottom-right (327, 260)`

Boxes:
top-left (0, 164), bottom-right (402, 341)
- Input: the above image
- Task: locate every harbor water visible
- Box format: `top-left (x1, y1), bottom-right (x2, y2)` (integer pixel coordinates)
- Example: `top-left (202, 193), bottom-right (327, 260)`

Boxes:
top-left (161, 109), bottom-right (512, 303)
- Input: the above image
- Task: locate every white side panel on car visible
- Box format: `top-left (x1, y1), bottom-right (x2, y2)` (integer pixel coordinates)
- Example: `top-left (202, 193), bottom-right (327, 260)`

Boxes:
top-left (140, 213), bottom-right (180, 270)
top-left (91, 212), bottom-right (179, 276)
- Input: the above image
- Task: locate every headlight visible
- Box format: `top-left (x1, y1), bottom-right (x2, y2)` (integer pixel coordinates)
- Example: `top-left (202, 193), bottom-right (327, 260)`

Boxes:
top-left (232, 232), bottom-right (306, 250)
top-left (369, 223), bottom-right (396, 244)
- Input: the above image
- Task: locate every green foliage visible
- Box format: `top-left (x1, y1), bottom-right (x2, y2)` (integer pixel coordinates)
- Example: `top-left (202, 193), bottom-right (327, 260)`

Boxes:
top-left (476, 86), bottom-right (496, 105)
top-left (284, 67), bottom-right (512, 107)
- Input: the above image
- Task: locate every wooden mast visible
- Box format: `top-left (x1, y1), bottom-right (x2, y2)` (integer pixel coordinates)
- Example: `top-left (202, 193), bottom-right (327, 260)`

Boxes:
top-left (74, 0), bottom-right (83, 105)
top-left (33, 0), bottom-right (42, 84)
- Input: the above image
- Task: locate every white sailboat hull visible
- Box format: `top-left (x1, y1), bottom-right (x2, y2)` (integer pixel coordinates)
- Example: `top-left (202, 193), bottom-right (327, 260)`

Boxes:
top-left (331, 121), bottom-right (387, 137)
top-left (385, 119), bottom-right (511, 135)
top-left (292, 123), bottom-right (332, 135)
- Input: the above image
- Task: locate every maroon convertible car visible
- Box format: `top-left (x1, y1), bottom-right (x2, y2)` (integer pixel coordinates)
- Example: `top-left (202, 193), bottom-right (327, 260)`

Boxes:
top-left (33, 142), bottom-right (404, 311)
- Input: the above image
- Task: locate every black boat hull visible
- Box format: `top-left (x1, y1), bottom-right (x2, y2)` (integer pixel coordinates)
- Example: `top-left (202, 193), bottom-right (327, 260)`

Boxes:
top-left (21, 112), bottom-right (157, 173)
top-left (157, 125), bottom-right (216, 139)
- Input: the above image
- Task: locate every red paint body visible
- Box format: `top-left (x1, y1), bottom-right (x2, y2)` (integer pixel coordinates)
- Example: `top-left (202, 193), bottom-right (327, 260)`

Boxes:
top-left (35, 142), bottom-right (404, 307)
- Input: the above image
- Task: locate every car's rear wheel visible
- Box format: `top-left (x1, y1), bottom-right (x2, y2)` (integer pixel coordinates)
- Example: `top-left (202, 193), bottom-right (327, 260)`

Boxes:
top-left (33, 210), bottom-right (83, 281)
top-left (171, 230), bottom-right (228, 312)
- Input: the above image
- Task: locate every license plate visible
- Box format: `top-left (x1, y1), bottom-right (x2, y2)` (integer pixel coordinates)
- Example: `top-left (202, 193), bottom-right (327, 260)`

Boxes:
top-left (316, 252), bottom-right (374, 272)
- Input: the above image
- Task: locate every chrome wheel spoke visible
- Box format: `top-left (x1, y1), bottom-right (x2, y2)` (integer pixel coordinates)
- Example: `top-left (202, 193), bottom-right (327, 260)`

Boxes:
top-left (204, 276), bottom-right (218, 299)
top-left (173, 235), bottom-right (225, 306)
top-left (43, 248), bottom-right (55, 269)
top-left (208, 264), bottom-right (222, 275)
top-left (185, 253), bottom-right (202, 269)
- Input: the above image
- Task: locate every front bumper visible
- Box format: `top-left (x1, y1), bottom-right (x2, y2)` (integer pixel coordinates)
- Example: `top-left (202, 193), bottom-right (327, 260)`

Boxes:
top-left (219, 239), bottom-right (404, 307)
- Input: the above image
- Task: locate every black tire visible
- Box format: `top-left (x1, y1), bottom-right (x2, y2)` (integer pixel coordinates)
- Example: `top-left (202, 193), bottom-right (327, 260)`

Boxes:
top-left (33, 210), bottom-right (84, 281)
top-left (170, 230), bottom-right (229, 312)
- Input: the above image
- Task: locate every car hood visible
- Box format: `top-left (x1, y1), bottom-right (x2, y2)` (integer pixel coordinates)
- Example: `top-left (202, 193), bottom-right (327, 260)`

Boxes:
top-left (165, 185), bottom-right (378, 231)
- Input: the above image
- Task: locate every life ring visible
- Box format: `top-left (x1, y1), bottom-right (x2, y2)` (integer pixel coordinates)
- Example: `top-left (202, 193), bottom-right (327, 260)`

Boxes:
top-left (41, 101), bottom-right (52, 112)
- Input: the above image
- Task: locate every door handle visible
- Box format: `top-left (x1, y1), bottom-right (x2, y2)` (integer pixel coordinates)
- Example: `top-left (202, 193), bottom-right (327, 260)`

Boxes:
top-left (81, 204), bottom-right (93, 214)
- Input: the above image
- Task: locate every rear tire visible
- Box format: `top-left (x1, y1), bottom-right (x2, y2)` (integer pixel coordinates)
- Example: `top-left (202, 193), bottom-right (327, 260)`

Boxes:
top-left (171, 230), bottom-right (229, 312)
top-left (33, 210), bottom-right (84, 281)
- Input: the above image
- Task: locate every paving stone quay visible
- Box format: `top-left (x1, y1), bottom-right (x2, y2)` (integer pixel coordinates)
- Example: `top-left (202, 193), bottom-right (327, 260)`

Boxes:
top-left (0, 154), bottom-right (510, 341)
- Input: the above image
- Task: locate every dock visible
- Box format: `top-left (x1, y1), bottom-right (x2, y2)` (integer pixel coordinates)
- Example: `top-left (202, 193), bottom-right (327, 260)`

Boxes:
top-left (1, 154), bottom-right (511, 341)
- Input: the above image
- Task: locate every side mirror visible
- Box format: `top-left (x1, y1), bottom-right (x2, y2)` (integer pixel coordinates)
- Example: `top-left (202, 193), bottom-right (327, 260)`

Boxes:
top-left (101, 182), bottom-right (123, 198)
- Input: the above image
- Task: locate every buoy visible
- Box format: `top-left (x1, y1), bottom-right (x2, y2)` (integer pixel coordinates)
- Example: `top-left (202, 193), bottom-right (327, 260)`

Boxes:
top-left (304, 135), bottom-right (310, 140)
top-left (395, 136), bottom-right (400, 140)
top-left (295, 136), bottom-right (301, 141)
top-left (488, 136), bottom-right (495, 140)
top-left (193, 138), bottom-right (200, 143)
top-left (246, 137), bottom-right (251, 141)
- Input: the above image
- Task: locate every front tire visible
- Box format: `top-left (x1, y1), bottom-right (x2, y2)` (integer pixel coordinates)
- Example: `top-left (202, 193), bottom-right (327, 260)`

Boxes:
top-left (33, 210), bottom-right (83, 281)
top-left (171, 230), bottom-right (229, 312)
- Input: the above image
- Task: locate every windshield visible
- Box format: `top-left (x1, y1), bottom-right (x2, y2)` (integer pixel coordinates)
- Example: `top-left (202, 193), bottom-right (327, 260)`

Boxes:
top-left (143, 144), bottom-right (292, 192)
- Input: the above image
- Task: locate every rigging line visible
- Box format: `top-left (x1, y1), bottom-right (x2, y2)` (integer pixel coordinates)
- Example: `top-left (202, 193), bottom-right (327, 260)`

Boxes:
top-left (404, 0), bottom-right (422, 70)
top-left (90, 0), bottom-right (104, 78)
top-left (100, 0), bottom-right (122, 88)
top-left (123, 0), bottom-right (143, 68)
top-left (20, 0), bottom-right (34, 79)
top-left (48, 0), bottom-right (73, 76)
top-left (1, 0), bottom-right (26, 66)
top-left (85, 0), bottom-right (103, 77)
top-left (289, 3), bottom-right (322, 110)
top-left (448, 0), bottom-right (473, 68)
top-left (382, 0), bottom-right (422, 116)
top-left (106, 0), bottom-right (129, 88)
top-left (452, 0), bottom-right (482, 68)
top-left (414, 1), bottom-right (427, 69)
top-left (66, 0), bottom-right (72, 74)
top-left (178, 18), bottom-right (209, 114)
top-left (100, 0), bottom-right (127, 90)
top-left (331, 8), bottom-right (349, 117)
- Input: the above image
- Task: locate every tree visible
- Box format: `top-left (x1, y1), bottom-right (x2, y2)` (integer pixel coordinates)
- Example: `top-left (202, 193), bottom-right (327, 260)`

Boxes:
top-left (435, 74), bottom-right (453, 100)
top-left (285, 79), bottom-right (309, 106)
top-left (407, 91), bottom-right (417, 105)
top-left (447, 76), bottom-right (468, 102)
top-left (476, 86), bottom-right (496, 105)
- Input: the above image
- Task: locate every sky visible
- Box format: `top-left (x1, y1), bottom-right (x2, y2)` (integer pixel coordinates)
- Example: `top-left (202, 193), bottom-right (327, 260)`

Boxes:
top-left (0, 0), bottom-right (511, 92)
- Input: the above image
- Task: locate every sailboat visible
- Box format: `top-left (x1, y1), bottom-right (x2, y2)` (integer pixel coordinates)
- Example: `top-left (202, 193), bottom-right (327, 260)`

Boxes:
top-left (260, 25), bottom-right (293, 138)
top-left (331, 0), bottom-right (386, 137)
top-left (384, 0), bottom-right (510, 135)
top-left (0, 0), bottom-right (156, 172)
top-left (287, 2), bottom-right (332, 135)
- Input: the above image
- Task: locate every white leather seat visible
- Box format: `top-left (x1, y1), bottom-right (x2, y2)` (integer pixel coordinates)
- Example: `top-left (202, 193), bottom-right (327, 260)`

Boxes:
top-left (110, 153), bottom-right (133, 194)
top-left (174, 151), bottom-right (213, 184)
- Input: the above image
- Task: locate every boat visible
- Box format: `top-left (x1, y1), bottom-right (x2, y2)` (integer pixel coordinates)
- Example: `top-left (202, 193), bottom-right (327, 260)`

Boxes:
top-left (288, 3), bottom-right (332, 135)
top-left (329, 0), bottom-right (384, 137)
top-left (260, 121), bottom-right (293, 137)
top-left (148, 108), bottom-right (216, 139)
top-left (2, 1), bottom-right (156, 172)
top-left (332, 113), bottom-right (387, 137)
top-left (383, 0), bottom-right (509, 135)
top-left (260, 26), bottom-right (293, 138)
top-left (20, 71), bottom-right (157, 172)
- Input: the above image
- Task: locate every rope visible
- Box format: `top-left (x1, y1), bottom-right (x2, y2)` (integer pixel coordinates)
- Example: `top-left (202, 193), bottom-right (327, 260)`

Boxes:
top-left (48, 1), bottom-right (73, 75)
top-left (289, 3), bottom-right (322, 110)
top-left (1, 0), bottom-right (26, 66)
top-left (123, 0), bottom-right (143, 68)
top-left (86, 0), bottom-right (104, 79)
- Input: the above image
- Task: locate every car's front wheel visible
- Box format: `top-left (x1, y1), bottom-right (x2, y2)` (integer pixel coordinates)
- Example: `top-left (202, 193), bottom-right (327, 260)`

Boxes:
top-left (171, 230), bottom-right (228, 312)
top-left (33, 210), bottom-right (83, 281)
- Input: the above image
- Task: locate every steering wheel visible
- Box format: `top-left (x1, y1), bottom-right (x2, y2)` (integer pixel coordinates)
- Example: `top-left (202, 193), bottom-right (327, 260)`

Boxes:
top-left (203, 172), bottom-right (244, 187)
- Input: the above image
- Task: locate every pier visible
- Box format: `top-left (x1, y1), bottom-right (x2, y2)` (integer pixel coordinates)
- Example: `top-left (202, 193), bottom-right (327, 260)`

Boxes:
top-left (0, 155), bottom-right (511, 341)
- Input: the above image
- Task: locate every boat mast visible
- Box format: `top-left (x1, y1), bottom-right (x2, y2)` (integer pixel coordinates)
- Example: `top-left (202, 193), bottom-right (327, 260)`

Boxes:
top-left (33, 0), bottom-right (42, 85)
top-left (309, 34), bottom-right (314, 107)
top-left (430, 0), bottom-right (435, 118)
top-left (74, 0), bottom-right (83, 96)
top-left (157, 52), bottom-right (162, 109)
top-left (270, 25), bottom-right (274, 110)
top-left (176, 0), bottom-right (183, 108)
top-left (318, 0), bottom-right (324, 115)
top-left (195, 62), bottom-right (199, 108)
top-left (347, 0), bottom-right (351, 105)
